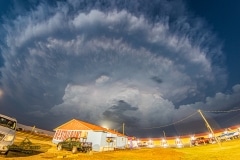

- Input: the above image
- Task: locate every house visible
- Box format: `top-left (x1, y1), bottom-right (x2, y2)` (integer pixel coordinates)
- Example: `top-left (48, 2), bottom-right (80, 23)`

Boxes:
top-left (52, 119), bottom-right (128, 151)
top-left (105, 129), bottom-right (127, 149)
top-left (127, 137), bottom-right (138, 148)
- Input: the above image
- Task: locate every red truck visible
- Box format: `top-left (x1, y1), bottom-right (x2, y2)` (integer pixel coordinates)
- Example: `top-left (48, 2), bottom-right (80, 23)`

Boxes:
top-left (191, 137), bottom-right (210, 146)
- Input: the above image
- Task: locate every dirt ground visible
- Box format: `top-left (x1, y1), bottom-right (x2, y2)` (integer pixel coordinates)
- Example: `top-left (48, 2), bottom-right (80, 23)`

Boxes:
top-left (2, 145), bottom-right (183, 160)
top-left (1, 131), bottom-right (240, 160)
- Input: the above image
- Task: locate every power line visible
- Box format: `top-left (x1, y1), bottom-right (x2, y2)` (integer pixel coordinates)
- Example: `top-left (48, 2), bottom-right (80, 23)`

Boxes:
top-left (202, 108), bottom-right (240, 113)
top-left (137, 108), bottom-right (240, 130)
top-left (141, 111), bottom-right (198, 130)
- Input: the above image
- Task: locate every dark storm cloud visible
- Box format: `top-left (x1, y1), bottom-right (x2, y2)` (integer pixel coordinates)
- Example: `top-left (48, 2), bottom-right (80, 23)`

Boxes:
top-left (103, 100), bottom-right (139, 127)
top-left (0, 0), bottom-right (238, 137)
top-left (151, 76), bottom-right (163, 84)
top-left (106, 100), bottom-right (138, 112)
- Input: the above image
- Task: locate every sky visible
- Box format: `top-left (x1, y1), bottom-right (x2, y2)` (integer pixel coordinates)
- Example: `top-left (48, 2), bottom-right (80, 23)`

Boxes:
top-left (0, 0), bottom-right (240, 138)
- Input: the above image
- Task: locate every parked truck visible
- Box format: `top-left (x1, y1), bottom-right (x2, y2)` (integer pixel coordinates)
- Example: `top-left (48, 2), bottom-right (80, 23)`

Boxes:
top-left (57, 137), bottom-right (92, 154)
top-left (0, 114), bottom-right (17, 155)
top-left (190, 137), bottom-right (210, 146)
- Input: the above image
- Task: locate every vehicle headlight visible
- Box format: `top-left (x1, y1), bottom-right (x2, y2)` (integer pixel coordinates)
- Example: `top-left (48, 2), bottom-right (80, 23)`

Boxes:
top-left (4, 135), bottom-right (14, 142)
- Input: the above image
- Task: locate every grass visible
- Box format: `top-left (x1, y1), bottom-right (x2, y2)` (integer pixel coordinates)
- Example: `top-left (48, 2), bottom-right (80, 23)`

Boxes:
top-left (1, 131), bottom-right (240, 159)
top-left (179, 140), bottom-right (240, 160)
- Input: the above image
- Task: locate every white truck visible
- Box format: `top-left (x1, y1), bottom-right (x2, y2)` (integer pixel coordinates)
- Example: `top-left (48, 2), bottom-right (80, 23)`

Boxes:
top-left (0, 114), bottom-right (17, 155)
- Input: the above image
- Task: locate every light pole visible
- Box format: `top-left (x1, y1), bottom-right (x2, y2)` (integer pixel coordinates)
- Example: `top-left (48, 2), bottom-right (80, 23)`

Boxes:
top-left (198, 109), bottom-right (221, 146)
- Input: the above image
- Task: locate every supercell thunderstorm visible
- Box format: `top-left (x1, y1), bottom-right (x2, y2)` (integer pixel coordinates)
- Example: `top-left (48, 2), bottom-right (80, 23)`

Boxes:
top-left (1, 0), bottom-right (239, 136)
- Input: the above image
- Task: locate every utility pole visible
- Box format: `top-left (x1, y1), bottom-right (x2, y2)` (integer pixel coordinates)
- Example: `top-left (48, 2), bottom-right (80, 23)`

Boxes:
top-left (31, 125), bottom-right (36, 134)
top-left (123, 123), bottom-right (125, 135)
top-left (123, 123), bottom-right (127, 149)
top-left (198, 109), bottom-right (221, 146)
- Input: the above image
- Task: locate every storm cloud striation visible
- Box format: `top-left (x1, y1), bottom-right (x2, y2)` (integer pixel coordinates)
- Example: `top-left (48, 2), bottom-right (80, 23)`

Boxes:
top-left (0, 0), bottom-right (238, 137)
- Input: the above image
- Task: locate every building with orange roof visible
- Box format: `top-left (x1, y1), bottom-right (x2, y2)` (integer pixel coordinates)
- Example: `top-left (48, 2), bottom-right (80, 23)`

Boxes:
top-left (52, 119), bottom-right (128, 151)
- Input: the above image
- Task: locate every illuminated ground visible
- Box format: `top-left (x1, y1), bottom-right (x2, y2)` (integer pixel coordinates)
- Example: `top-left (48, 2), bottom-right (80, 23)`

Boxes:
top-left (1, 131), bottom-right (240, 159)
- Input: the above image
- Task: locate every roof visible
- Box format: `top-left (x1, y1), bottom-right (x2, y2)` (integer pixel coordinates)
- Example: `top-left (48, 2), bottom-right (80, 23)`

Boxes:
top-left (53, 119), bottom-right (126, 137)
top-left (107, 128), bottom-right (125, 137)
top-left (54, 119), bottom-right (107, 132)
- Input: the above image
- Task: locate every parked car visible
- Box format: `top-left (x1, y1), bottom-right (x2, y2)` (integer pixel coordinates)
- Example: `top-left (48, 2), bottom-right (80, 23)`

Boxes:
top-left (217, 132), bottom-right (238, 142)
top-left (57, 137), bottom-right (92, 154)
top-left (191, 137), bottom-right (210, 146)
top-left (233, 131), bottom-right (240, 138)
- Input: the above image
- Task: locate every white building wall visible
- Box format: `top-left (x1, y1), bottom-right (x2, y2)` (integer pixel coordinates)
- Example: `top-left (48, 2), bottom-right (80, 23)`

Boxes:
top-left (101, 132), bottom-right (110, 151)
top-left (91, 131), bottom-right (115, 151)
top-left (87, 131), bottom-right (103, 151)
top-left (116, 136), bottom-right (127, 149)
top-left (52, 129), bottom-right (127, 151)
